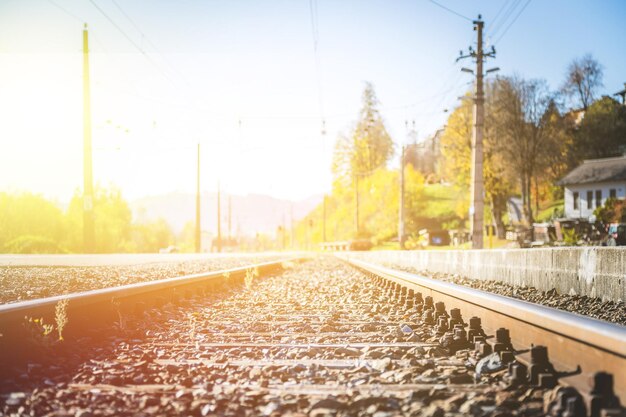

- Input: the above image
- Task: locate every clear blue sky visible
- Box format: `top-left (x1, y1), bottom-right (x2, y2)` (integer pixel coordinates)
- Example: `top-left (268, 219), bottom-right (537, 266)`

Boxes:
top-left (1, 0), bottom-right (625, 201)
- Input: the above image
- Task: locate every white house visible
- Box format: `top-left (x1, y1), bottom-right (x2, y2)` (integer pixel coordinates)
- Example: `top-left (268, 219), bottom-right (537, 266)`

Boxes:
top-left (558, 156), bottom-right (626, 219)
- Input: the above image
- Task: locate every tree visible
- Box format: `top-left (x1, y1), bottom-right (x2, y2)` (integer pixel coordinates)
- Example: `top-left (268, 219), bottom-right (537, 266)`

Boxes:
top-left (332, 82), bottom-right (394, 182)
top-left (66, 186), bottom-right (133, 253)
top-left (0, 192), bottom-right (68, 252)
top-left (574, 96), bottom-right (626, 160)
top-left (440, 87), bottom-right (515, 238)
top-left (490, 76), bottom-right (557, 225)
top-left (538, 100), bottom-right (575, 193)
top-left (127, 219), bottom-right (175, 253)
top-left (561, 54), bottom-right (603, 111)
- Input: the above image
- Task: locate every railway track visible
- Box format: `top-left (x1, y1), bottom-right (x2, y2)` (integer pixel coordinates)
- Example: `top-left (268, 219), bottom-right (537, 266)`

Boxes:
top-left (1, 256), bottom-right (624, 416)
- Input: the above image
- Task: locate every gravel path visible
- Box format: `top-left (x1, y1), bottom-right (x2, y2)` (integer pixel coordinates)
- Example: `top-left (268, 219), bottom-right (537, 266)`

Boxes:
top-left (1, 257), bottom-right (585, 416)
top-left (0, 254), bottom-right (284, 304)
top-left (379, 263), bottom-right (626, 326)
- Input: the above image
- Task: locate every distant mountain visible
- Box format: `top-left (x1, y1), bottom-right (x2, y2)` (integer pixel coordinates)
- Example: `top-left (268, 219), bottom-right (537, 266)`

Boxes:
top-left (130, 192), bottom-right (323, 236)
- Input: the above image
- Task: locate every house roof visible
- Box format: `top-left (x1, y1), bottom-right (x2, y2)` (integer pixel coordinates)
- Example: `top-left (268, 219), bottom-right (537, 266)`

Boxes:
top-left (558, 156), bottom-right (626, 186)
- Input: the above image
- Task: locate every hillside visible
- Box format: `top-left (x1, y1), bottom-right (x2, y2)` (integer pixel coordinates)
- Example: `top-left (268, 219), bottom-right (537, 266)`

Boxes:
top-left (131, 192), bottom-right (322, 236)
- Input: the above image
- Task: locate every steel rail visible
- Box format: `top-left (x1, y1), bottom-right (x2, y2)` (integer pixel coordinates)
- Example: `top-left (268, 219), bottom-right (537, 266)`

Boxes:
top-left (0, 257), bottom-right (304, 364)
top-left (339, 255), bottom-right (626, 402)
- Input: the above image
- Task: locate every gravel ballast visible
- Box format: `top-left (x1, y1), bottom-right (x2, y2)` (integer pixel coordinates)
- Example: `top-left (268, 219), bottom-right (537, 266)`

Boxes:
top-left (379, 263), bottom-right (626, 326)
top-left (2, 257), bottom-right (603, 416)
top-left (0, 254), bottom-right (285, 304)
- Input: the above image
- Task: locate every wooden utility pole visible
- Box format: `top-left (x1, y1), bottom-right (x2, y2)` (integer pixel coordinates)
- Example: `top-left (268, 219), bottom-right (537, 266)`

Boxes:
top-left (398, 145), bottom-right (406, 249)
top-left (457, 15), bottom-right (495, 249)
top-left (82, 24), bottom-right (95, 253)
top-left (290, 203), bottom-right (295, 249)
top-left (228, 195), bottom-right (232, 241)
top-left (355, 176), bottom-right (360, 237)
top-left (195, 143), bottom-right (201, 253)
top-left (217, 182), bottom-right (222, 253)
top-left (322, 194), bottom-right (327, 242)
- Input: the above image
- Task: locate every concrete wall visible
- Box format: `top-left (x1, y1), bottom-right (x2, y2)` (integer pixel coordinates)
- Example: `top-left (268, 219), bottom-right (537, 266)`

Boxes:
top-left (345, 248), bottom-right (626, 302)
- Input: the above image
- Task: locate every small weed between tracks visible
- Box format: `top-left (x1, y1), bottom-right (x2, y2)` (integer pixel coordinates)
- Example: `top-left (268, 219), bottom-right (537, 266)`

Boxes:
top-left (111, 297), bottom-right (126, 331)
top-left (55, 298), bottom-right (69, 341)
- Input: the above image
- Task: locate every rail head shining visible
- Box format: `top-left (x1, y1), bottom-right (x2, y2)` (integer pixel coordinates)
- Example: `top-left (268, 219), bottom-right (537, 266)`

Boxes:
top-left (340, 255), bottom-right (626, 358)
top-left (0, 257), bottom-right (303, 324)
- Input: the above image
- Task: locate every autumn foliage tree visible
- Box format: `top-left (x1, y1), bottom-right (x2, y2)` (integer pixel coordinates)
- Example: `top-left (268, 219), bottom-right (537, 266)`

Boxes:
top-left (0, 187), bottom-right (175, 253)
top-left (332, 82), bottom-right (394, 182)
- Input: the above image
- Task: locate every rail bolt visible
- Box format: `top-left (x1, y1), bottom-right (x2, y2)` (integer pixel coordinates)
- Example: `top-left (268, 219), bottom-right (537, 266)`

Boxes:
top-left (468, 317), bottom-right (486, 343)
top-left (590, 372), bottom-right (621, 417)
top-left (454, 327), bottom-right (467, 342)
top-left (436, 317), bottom-right (449, 334)
top-left (423, 310), bottom-right (435, 326)
top-left (423, 296), bottom-right (433, 309)
top-left (500, 351), bottom-right (515, 364)
top-left (494, 327), bottom-right (514, 352)
top-left (508, 362), bottom-right (528, 387)
top-left (529, 345), bottom-right (556, 386)
top-left (449, 308), bottom-right (464, 328)
top-left (476, 341), bottom-right (492, 357)
top-left (414, 292), bottom-right (424, 305)
top-left (548, 387), bottom-right (586, 417)
top-left (538, 373), bottom-right (557, 389)
top-left (434, 302), bottom-right (448, 320)
top-left (563, 396), bottom-right (587, 417)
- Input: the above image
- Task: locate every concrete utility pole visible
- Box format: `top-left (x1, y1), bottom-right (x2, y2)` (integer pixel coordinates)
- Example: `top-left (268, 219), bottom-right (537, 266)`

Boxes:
top-left (217, 182), bottom-right (222, 253)
top-left (82, 24), bottom-right (95, 253)
top-left (471, 19), bottom-right (485, 250)
top-left (195, 143), bottom-right (201, 253)
top-left (457, 15), bottom-right (496, 249)
top-left (398, 145), bottom-right (406, 249)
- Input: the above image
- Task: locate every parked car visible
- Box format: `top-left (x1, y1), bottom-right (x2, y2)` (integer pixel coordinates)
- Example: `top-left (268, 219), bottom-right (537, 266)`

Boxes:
top-left (605, 223), bottom-right (626, 246)
top-left (159, 245), bottom-right (179, 254)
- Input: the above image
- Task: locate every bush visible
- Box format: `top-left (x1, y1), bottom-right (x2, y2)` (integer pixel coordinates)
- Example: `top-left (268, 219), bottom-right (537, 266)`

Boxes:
top-left (4, 235), bottom-right (67, 254)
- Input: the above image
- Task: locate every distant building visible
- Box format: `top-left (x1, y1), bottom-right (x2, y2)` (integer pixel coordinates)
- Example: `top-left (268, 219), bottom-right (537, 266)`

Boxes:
top-left (404, 129), bottom-right (443, 179)
top-left (558, 155), bottom-right (626, 219)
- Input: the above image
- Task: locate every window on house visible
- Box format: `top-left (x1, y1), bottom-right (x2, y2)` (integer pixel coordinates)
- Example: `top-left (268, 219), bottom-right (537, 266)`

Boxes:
top-left (573, 192), bottom-right (579, 210)
top-left (596, 190), bottom-right (602, 208)
top-left (610, 189), bottom-right (617, 199)
top-left (587, 191), bottom-right (593, 209)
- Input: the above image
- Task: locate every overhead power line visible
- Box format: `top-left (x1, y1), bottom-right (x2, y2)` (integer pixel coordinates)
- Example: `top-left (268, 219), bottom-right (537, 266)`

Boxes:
top-left (45, 0), bottom-right (109, 52)
top-left (427, 0), bottom-right (472, 22)
top-left (88, 0), bottom-right (147, 56)
top-left (108, 0), bottom-right (196, 91)
top-left (87, 0), bottom-right (193, 98)
top-left (47, 0), bottom-right (82, 22)
top-left (110, 0), bottom-right (150, 45)
top-left (309, 0), bottom-right (326, 135)
top-left (489, 0), bottom-right (511, 31)
top-left (494, 0), bottom-right (532, 44)
top-left (490, 0), bottom-right (520, 37)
